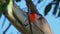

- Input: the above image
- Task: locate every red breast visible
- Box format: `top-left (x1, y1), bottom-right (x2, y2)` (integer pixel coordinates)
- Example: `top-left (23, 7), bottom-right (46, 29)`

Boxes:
top-left (30, 13), bottom-right (35, 23)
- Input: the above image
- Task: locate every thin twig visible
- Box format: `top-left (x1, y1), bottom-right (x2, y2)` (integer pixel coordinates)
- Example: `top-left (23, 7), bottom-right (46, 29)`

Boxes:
top-left (1, 16), bottom-right (6, 28)
top-left (3, 23), bottom-right (11, 34)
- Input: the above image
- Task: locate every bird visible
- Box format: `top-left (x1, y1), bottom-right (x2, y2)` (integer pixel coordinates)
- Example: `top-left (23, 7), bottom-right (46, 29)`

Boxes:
top-left (29, 11), bottom-right (53, 34)
top-left (25, 0), bottom-right (53, 34)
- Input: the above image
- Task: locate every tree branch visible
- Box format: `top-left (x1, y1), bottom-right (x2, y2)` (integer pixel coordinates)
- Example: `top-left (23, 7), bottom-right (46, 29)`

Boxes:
top-left (3, 9), bottom-right (29, 34)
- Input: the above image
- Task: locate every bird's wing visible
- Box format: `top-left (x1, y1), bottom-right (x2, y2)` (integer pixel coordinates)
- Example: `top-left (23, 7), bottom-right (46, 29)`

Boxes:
top-left (33, 16), bottom-right (53, 34)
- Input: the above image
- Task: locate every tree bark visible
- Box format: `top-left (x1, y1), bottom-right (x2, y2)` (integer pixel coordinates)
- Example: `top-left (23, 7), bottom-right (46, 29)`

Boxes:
top-left (3, 9), bottom-right (29, 34)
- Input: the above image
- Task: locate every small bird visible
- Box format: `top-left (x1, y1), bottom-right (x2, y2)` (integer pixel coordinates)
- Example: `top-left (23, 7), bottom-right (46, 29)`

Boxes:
top-left (29, 11), bottom-right (53, 34)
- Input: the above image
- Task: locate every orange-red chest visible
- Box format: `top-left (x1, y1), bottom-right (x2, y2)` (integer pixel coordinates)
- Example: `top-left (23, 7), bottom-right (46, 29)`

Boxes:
top-left (30, 13), bottom-right (35, 23)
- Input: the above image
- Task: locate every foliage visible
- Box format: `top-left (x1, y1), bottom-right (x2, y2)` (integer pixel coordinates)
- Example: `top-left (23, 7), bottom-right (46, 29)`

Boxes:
top-left (0, 0), bottom-right (10, 18)
top-left (15, 0), bottom-right (21, 2)
top-left (44, 3), bottom-right (52, 16)
top-left (44, 0), bottom-right (60, 17)
top-left (15, 0), bottom-right (60, 17)
top-left (37, 0), bottom-right (42, 3)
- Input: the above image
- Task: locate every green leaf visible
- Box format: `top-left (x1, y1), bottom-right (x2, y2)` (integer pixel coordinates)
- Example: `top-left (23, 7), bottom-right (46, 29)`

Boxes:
top-left (16, 0), bottom-right (21, 2)
top-left (53, 0), bottom-right (60, 1)
top-left (44, 3), bottom-right (52, 16)
top-left (0, 3), bottom-right (2, 17)
top-left (0, 4), bottom-right (2, 17)
top-left (53, 2), bottom-right (59, 15)
top-left (0, 11), bottom-right (2, 18)
top-left (57, 11), bottom-right (60, 17)
top-left (37, 0), bottom-right (41, 3)
top-left (0, 0), bottom-right (10, 18)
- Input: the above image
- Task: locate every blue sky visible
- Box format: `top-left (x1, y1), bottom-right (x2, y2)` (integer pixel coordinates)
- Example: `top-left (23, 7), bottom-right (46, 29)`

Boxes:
top-left (0, 0), bottom-right (60, 34)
